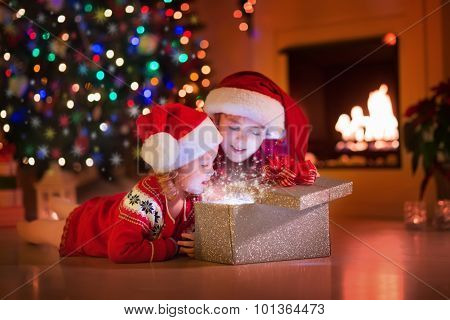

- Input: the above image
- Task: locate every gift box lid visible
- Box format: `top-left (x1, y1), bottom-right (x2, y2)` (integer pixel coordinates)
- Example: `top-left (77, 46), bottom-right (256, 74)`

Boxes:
top-left (256, 176), bottom-right (352, 210)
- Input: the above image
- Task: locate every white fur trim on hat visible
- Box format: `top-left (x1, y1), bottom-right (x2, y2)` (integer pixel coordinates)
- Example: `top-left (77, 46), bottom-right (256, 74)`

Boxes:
top-left (140, 117), bottom-right (223, 173)
top-left (141, 132), bottom-right (179, 173)
top-left (176, 116), bottom-right (223, 168)
top-left (204, 87), bottom-right (285, 139)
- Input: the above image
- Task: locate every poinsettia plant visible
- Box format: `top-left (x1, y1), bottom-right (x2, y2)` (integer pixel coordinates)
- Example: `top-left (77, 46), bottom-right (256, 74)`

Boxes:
top-left (404, 79), bottom-right (450, 200)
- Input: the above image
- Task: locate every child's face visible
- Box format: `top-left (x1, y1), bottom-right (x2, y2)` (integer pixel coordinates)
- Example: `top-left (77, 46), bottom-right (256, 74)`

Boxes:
top-left (175, 146), bottom-right (219, 195)
top-left (218, 114), bottom-right (267, 163)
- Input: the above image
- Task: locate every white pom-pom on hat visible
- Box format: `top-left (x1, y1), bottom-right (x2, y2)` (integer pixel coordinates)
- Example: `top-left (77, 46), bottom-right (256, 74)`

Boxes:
top-left (137, 103), bottom-right (223, 173)
top-left (141, 132), bottom-right (179, 174)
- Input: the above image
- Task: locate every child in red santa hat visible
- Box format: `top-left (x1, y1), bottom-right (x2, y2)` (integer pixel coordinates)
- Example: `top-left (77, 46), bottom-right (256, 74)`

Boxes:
top-left (17, 103), bottom-right (223, 263)
top-left (204, 71), bottom-right (318, 187)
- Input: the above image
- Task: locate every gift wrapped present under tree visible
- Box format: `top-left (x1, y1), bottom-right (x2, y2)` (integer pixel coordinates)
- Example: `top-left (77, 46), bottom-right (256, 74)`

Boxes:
top-left (0, 138), bottom-right (24, 227)
top-left (195, 177), bottom-right (352, 265)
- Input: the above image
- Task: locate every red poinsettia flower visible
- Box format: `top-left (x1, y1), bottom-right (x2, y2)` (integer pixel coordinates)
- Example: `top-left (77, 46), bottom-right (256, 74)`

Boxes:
top-left (404, 104), bottom-right (419, 118)
top-left (431, 79), bottom-right (450, 96)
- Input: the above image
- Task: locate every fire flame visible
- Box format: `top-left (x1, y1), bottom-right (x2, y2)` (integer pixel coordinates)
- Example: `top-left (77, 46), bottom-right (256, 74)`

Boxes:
top-left (335, 84), bottom-right (399, 151)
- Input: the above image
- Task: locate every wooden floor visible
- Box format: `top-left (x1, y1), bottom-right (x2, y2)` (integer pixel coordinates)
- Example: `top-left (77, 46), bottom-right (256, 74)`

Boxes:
top-left (0, 216), bottom-right (449, 299)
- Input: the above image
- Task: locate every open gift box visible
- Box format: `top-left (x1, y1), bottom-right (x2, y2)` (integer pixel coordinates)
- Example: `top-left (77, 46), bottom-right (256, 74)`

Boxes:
top-left (194, 177), bottom-right (352, 265)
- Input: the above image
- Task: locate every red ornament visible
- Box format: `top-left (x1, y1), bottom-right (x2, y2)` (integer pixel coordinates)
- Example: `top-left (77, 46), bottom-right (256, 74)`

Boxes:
top-left (59, 115), bottom-right (70, 127)
top-left (51, 148), bottom-right (61, 159)
top-left (74, 52), bottom-right (84, 62)
top-left (0, 141), bottom-right (16, 161)
top-left (74, 135), bottom-right (89, 155)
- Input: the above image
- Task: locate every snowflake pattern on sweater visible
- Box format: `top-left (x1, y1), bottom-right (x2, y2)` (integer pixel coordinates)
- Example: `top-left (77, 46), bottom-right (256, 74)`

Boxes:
top-left (59, 175), bottom-right (192, 263)
top-left (122, 187), bottom-right (164, 239)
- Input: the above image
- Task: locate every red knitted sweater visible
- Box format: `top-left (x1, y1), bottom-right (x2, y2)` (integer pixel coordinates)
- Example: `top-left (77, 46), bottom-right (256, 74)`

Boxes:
top-left (59, 175), bottom-right (194, 263)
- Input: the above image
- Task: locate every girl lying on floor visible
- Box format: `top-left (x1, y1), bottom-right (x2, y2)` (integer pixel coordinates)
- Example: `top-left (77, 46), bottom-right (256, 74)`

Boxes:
top-left (17, 103), bottom-right (222, 263)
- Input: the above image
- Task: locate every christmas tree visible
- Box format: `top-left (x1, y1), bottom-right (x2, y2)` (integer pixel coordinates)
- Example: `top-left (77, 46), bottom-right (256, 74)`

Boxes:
top-left (0, 0), bottom-right (212, 179)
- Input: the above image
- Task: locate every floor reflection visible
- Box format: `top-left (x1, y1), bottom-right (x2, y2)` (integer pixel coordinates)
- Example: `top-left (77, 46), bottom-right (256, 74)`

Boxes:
top-left (1, 218), bottom-right (449, 299)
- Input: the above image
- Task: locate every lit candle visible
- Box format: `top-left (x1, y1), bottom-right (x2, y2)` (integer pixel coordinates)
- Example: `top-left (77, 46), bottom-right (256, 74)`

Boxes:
top-left (433, 200), bottom-right (450, 230)
top-left (404, 201), bottom-right (427, 229)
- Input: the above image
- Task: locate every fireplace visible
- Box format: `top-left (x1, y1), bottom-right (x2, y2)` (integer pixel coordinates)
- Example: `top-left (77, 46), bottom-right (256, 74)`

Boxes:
top-left (284, 36), bottom-right (400, 169)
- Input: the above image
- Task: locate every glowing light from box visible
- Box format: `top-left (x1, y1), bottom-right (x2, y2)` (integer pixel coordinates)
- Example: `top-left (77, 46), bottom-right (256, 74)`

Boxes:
top-left (208, 197), bottom-right (255, 205)
top-left (201, 176), bottom-right (273, 205)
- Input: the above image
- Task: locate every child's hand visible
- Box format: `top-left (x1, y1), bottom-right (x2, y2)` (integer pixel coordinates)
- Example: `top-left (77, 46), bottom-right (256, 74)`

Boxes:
top-left (177, 232), bottom-right (195, 258)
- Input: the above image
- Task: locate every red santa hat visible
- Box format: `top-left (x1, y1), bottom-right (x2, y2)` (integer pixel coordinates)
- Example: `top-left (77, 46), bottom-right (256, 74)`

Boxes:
top-left (136, 103), bottom-right (223, 173)
top-left (204, 71), bottom-right (310, 160)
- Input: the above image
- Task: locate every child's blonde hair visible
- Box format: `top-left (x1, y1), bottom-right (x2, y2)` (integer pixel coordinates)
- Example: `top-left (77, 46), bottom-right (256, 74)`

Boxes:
top-left (211, 113), bottom-right (223, 126)
top-left (155, 171), bottom-right (179, 200)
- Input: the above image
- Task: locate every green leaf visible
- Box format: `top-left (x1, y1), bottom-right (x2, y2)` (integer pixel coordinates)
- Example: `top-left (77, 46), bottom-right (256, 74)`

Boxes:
top-left (412, 149), bottom-right (420, 174)
top-left (419, 170), bottom-right (433, 200)
top-left (422, 142), bottom-right (437, 172)
top-left (403, 121), bottom-right (417, 151)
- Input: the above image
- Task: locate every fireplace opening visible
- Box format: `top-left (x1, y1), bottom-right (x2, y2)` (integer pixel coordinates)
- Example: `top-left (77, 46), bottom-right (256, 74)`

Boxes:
top-left (283, 36), bottom-right (400, 169)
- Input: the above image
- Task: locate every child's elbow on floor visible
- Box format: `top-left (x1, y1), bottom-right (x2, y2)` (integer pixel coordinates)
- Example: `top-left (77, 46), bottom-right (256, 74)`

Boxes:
top-left (108, 252), bottom-right (128, 264)
top-left (107, 247), bottom-right (135, 264)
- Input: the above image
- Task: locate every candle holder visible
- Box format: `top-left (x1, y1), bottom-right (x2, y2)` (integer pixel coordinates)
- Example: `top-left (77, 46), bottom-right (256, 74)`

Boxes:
top-left (433, 200), bottom-right (450, 231)
top-left (404, 201), bottom-right (427, 229)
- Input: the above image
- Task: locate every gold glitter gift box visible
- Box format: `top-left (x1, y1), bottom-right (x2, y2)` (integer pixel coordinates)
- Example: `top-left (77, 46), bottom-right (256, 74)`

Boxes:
top-left (194, 177), bottom-right (352, 265)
